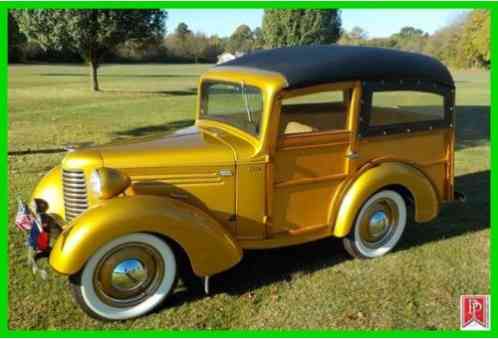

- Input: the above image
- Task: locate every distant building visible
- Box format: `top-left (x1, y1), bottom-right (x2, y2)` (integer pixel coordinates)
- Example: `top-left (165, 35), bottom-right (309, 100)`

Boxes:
top-left (217, 51), bottom-right (245, 64)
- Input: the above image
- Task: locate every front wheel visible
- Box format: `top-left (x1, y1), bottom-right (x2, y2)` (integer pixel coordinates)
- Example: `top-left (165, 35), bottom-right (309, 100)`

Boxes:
top-left (70, 233), bottom-right (177, 320)
top-left (343, 190), bottom-right (407, 259)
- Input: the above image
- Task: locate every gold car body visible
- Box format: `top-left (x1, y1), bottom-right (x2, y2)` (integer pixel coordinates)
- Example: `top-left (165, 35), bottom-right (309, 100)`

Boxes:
top-left (32, 65), bottom-right (455, 277)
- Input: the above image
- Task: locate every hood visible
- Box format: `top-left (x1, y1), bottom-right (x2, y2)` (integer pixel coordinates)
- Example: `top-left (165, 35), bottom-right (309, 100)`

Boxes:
top-left (80, 125), bottom-right (235, 169)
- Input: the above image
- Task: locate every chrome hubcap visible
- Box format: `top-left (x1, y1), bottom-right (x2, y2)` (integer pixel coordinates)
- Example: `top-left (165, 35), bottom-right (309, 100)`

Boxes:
top-left (359, 198), bottom-right (399, 248)
top-left (111, 259), bottom-right (148, 291)
top-left (368, 211), bottom-right (389, 239)
top-left (93, 242), bottom-right (165, 308)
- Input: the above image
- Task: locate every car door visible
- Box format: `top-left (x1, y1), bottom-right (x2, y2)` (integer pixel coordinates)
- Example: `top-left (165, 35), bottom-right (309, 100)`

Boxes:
top-left (270, 82), bottom-right (360, 235)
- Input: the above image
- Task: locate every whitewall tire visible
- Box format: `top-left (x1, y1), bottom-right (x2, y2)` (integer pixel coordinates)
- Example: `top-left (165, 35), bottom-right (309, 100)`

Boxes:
top-left (70, 233), bottom-right (177, 320)
top-left (343, 190), bottom-right (407, 259)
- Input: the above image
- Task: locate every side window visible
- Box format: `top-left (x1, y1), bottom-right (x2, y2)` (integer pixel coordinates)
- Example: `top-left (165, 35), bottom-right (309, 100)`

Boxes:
top-left (370, 91), bottom-right (445, 127)
top-left (280, 89), bottom-right (351, 135)
top-left (360, 81), bottom-right (453, 137)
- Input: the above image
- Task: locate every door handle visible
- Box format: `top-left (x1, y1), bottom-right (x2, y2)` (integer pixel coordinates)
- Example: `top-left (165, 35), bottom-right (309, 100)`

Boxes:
top-left (345, 151), bottom-right (359, 160)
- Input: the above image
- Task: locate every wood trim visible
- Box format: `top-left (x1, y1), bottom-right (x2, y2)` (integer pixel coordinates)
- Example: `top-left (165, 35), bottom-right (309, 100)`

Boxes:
top-left (418, 158), bottom-right (448, 168)
top-left (278, 140), bottom-right (351, 152)
top-left (278, 130), bottom-right (351, 150)
top-left (287, 223), bottom-right (329, 235)
top-left (367, 156), bottom-right (448, 170)
top-left (275, 172), bottom-right (347, 189)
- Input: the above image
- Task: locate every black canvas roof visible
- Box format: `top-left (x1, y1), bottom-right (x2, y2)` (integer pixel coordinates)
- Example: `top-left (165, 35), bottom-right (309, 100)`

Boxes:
top-left (217, 45), bottom-right (455, 89)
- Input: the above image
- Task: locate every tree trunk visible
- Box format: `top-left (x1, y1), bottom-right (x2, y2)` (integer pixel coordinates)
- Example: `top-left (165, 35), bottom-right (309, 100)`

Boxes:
top-left (90, 59), bottom-right (100, 92)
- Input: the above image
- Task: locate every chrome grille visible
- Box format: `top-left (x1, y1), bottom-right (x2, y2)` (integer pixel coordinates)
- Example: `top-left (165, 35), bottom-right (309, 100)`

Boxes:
top-left (62, 169), bottom-right (88, 221)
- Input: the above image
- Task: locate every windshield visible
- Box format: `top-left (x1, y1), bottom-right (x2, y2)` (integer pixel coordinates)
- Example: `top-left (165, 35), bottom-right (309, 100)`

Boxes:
top-left (200, 81), bottom-right (264, 137)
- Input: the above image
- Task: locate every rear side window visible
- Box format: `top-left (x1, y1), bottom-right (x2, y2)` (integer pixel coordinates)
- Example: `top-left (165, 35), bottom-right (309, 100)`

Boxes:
top-left (370, 91), bottom-right (445, 127)
top-left (360, 80), bottom-right (453, 138)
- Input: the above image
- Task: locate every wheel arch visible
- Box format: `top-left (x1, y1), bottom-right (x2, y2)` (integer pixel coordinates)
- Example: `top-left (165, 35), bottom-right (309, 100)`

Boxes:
top-left (49, 195), bottom-right (243, 277)
top-left (331, 161), bottom-right (439, 238)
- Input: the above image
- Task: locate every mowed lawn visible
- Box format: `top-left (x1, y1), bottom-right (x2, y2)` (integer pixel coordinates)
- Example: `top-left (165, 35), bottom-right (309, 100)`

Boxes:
top-left (8, 64), bottom-right (489, 330)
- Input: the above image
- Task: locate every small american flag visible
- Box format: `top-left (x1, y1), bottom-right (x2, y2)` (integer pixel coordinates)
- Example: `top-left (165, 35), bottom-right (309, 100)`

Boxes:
top-left (15, 200), bottom-right (35, 232)
top-left (15, 199), bottom-right (49, 252)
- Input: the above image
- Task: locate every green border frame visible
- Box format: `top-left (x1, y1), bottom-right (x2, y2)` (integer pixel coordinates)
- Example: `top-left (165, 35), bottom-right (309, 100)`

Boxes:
top-left (1, 1), bottom-right (495, 337)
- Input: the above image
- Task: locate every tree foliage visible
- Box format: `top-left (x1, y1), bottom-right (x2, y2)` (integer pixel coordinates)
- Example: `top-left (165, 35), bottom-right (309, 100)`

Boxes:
top-left (252, 27), bottom-right (265, 50)
top-left (14, 9), bottom-right (167, 91)
top-left (8, 12), bottom-right (26, 62)
top-left (339, 10), bottom-right (490, 69)
top-left (165, 23), bottom-right (224, 63)
top-left (338, 26), bottom-right (368, 45)
top-left (262, 9), bottom-right (341, 48)
top-left (9, 9), bottom-right (490, 71)
top-left (226, 25), bottom-right (254, 53)
top-left (175, 22), bottom-right (192, 39)
top-left (460, 10), bottom-right (490, 68)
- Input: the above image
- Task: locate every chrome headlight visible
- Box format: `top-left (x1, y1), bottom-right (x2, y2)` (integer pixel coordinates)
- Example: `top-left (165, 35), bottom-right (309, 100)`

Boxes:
top-left (89, 168), bottom-right (131, 199)
top-left (90, 170), bottom-right (102, 196)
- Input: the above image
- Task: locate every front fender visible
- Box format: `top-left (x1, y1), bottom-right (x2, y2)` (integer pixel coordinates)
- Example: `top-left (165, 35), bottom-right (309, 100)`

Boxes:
top-left (30, 165), bottom-right (65, 221)
top-left (49, 195), bottom-right (242, 277)
top-left (332, 162), bottom-right (439, 237)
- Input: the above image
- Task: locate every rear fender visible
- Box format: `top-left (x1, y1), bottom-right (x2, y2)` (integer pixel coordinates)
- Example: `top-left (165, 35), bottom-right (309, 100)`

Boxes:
top-left (332, 162), bottom-right (439, 237)
top-left (49, 195), bottom-right (242, 277)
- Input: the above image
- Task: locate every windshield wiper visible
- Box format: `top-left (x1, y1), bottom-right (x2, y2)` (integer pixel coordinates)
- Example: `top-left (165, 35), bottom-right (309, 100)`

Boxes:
top-left (241, 82), bottom-right (255, 124)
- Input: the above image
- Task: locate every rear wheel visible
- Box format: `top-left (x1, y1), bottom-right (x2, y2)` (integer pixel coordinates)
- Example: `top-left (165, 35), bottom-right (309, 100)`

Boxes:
top-left (70, 233), bottom-right (177, 320)
top-left (343, 190), bottom-right (407, 259)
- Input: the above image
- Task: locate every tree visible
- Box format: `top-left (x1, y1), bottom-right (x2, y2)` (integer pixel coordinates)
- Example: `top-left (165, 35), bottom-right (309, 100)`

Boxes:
top-left (205, 35), bottom-right (225, 62)
top-left (423, 14), bottom-right (469, 68)
top-left (166, 27), bottom-right (218, 63)
top-left (460, 10), bottom-right (490, 68)
top-left (167, 22), bottom-right (193, 60)
top-left (186, 32), bottom-right (209, 63)
top-left (390, 26), bottom-right (429, 53)
top-left (175, 22), bottom-right (192, 40)
top-left (349, 26), bottom-right (368, 41)
top-left (393, 26), bottom-right (425, 40)
top-left (8, 11), bottom-right (26, 62)
top-left (14, 10), bottom-right (167, 91)
top-left (338, 26), bottom-right (368, 45)
top-left (252, 27), bottom-right (265, 50)
top-left (262, 9), bottom-right (341, 48)
top-left (226, 24), bottom-right (254, 53)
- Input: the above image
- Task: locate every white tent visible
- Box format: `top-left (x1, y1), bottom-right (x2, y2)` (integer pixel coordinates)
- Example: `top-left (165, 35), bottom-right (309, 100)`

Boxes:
top-left (217, 52), bottom-right (245, 64)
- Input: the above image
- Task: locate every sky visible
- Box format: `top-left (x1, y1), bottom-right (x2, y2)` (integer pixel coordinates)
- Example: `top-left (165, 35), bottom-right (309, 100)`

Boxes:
top-left (166, 9), bottom-right (469, 38)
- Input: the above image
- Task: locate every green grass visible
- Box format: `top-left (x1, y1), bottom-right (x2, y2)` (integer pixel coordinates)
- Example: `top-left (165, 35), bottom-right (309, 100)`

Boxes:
top-left (7, 64), bottom-right (490, 330)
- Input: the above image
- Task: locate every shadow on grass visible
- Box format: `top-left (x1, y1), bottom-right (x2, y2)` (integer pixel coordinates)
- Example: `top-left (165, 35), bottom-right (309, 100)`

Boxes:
top-left (163, 169), bottom-right (489, 312)
top-left (8, 148), bottom-right (66, 156)
top-left (101, 88), bottom-right (197, 97)
top-left (112, 119), bottom-right (196, 138)
top-left (455, 105), bottom-right (489, 150)
top-left (40, 73), bottom-right (198, 79)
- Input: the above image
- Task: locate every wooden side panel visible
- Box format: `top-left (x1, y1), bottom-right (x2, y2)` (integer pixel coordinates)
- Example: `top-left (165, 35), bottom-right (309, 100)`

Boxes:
top-left (357, 129), bottom-right (452, 200)
top-left (275, 140), bottom-right (349, 183)
top-left (272, 181), bottom-right (343, 233)
top-left (271, 133), bottom-right (350, 234)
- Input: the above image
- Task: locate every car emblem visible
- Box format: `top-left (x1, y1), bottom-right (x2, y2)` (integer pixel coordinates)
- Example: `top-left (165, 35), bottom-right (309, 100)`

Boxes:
top-left (218, 169), bottom-right (233, 177)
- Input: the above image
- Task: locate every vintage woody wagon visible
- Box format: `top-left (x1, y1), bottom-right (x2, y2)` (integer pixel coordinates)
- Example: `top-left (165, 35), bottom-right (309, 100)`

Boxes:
top-left (29, 45), bottom-right (462, 320)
